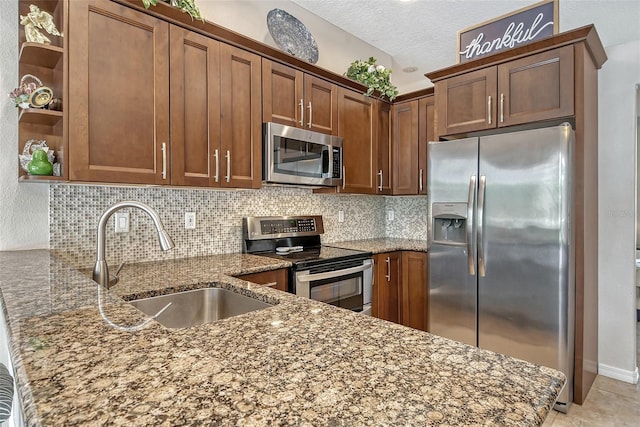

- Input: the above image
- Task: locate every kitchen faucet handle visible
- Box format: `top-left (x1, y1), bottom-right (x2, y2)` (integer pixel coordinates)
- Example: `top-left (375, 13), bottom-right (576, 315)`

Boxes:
top-left (108, 261), bottom-right (126, 287)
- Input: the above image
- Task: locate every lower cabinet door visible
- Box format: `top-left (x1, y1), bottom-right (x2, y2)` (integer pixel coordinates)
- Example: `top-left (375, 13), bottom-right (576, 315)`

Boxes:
top-left (375, 252), bottom-right (402, 323)
top-left (401, 251), bottom-right (428, 331)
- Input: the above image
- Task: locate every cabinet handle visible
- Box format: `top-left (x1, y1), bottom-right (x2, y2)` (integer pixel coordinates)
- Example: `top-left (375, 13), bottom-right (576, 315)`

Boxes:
top-left (487, 95), bottom-right (492, 125)
top-left (342, 165), bottom-right (346, 190)
top-left (299, 99), bottom-right (304, 127)
top-left (378, 170), bottom-right (383, 191)
top-left (213, 149), bottom-right (219, 183)
top-left (225, 150), bottom-right (230, 183)
top-left (419, 168), bottom-right (424, 192)
top-left (307, 101), bottom-right (313, 128)
top-left (385, 257), bottom-right (391, 282)
top-left (161, 142), bottom-right (167, 180)
top-left (500, 93), bottom-right (504, 123)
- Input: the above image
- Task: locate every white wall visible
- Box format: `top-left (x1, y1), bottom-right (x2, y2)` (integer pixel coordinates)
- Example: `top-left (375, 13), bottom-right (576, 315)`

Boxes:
top-left (197, 0), bottom-right (400, 90)
top-left (0, 0), bottom-right (49, 251)
top-left (597, 39), bottom-right (640, 383)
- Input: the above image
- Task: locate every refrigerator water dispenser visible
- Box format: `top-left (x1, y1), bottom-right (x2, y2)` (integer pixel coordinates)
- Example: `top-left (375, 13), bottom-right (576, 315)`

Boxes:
top-left (432, 202), bottom-right (468, 244)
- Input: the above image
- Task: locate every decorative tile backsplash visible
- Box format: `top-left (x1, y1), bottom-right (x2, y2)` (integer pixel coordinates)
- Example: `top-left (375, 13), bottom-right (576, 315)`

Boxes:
top-left (50, 184), bottom-right (427, 268)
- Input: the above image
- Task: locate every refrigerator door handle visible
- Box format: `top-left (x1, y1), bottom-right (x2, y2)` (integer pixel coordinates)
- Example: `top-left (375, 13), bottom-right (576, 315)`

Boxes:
top-left (466, 175), bottom-right (476, 276)
top-left (477, 175), bottom-right (486, 277)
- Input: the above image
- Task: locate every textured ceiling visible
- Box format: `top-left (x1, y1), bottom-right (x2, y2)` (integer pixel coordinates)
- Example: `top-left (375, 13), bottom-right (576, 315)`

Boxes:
top-left (291, 0), bottom-right (640, 93)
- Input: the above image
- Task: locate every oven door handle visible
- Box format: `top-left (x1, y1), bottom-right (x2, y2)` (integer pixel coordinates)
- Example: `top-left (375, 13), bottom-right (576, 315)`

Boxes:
top-left (296, 262), bottom-right (372, 283)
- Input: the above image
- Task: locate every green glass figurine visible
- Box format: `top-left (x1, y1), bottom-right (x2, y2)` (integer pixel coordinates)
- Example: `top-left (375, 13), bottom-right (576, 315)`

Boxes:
top-left (27, 148), bottom-right (53, 176)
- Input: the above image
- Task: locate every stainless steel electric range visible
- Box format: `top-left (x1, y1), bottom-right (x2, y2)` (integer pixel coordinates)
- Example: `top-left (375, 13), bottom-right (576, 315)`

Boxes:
top-left (242, 216), bottom-right (373, 313)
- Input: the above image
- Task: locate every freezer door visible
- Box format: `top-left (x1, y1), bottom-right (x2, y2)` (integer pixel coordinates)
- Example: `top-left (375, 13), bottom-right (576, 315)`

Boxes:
top-left (427, 137), bottom-right (478, 346)
top-left (477, 124), bottom-right (574, 403)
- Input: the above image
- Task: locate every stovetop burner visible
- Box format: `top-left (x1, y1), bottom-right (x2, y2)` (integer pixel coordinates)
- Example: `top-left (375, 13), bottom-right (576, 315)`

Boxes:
top-left (255, 245), bottom-right (371, 268)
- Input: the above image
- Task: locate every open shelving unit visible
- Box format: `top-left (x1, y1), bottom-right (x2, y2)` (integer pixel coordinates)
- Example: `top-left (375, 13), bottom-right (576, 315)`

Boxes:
top-left (17, 0), bottom-right (67, 182)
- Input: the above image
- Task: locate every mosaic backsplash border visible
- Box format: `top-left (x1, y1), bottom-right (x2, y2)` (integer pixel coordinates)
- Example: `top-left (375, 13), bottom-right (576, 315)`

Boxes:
top-left (50, 184), bottom-right (427, 269)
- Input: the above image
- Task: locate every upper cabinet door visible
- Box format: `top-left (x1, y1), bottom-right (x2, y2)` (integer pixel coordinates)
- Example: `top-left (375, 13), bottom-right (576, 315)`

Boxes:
top-left (417, 95), bottom-right (435, 195)
top-left (376, 101), bottom-right (392, 194)
top-left (304, 75), bottom-right (338, 135)
top-left (338, 87), bottom-right (377, 194)
top-left (262, 60), bottom-right (303, 128)
top-left (68, 0), bottom-right (169, 184)
top-left (219, 44), bottom-right (262, 189)
top-left (497, 45), bottom-right (574, 127)
top-left (262, 60), bottom-right (338, 135)
top-left (435, 67), bottom-right (497, 137)
top-left (392, 100), bottom-right (419, 195)
top-left (170, 26), bottom-right (221, 187)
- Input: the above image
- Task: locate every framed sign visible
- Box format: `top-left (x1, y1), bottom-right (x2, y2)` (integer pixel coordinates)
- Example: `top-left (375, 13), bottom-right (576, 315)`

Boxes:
top-left (457, 0), bottom-right (558, 63)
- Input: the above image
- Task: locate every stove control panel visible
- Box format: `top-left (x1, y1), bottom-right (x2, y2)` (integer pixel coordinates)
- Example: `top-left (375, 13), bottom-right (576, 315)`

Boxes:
top-left (261, 218), bottom-right (316, 235)
top-left (243, 215), bottom-right (324, 240)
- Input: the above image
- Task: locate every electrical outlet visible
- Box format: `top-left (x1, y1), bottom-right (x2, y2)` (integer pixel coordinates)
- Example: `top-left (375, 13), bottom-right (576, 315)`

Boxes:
top-left (338, 210), bottom-right (344, 223)
top-left (185, 212), bottom-right (196, 229)
top-left (114, 212), bottom-right (129, 233)
top-left (387, 210), bottom-right (394, 221)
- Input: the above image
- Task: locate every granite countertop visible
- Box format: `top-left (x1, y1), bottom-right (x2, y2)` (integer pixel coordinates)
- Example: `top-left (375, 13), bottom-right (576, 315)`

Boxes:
top-left (0, 250), bottom-right (564, 426)
top-left (326, 237), bottom-right (429, 254)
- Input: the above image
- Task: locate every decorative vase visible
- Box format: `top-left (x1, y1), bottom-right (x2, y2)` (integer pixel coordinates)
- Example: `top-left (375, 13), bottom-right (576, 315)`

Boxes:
top-left (27, 149), bottom-right (53, 176)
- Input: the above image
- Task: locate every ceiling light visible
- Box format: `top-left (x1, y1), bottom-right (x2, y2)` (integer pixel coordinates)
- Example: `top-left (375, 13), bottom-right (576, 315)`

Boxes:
top-left (402, 66), bottom-right (418, 73)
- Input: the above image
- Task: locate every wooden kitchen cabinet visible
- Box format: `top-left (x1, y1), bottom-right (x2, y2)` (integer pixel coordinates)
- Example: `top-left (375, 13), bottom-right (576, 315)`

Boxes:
top-left (401, 251), bottom-right (428, 331)
top-left (434, 45), bottom-right (574, 138)
top-left (391, 100), bottom-right (419, 195)
top-left (262, 60), bottom-right (338, 135)
top-left (69, 0), bottom-right (170, 184)
top-left (417, 95), bottom-right (434, 195)
top-left (338, 87), bottom-right (378, 194)
top-left (68, 1), bottom-right (261, 188)
top-left (373, 252), bottom-right (402, 323)
top-left (235, 269), bottom-right (288, 293)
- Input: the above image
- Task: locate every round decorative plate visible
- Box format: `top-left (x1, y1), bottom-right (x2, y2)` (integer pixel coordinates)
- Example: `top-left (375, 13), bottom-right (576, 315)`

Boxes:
top-left (267, 8), bottom-right (319, 64)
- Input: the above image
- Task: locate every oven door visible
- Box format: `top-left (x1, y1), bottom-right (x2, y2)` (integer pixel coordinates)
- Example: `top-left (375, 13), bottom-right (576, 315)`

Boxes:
top-left (295, 259), bottom-right (373, 312)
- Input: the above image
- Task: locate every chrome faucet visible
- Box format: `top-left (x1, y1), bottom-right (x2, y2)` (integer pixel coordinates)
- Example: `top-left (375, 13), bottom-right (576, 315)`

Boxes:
top-left (93, 201), bottom-right (175, 288)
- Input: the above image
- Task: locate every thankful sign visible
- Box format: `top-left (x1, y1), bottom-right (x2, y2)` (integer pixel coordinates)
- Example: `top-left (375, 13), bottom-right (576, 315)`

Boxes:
top-left (457, 0), bottom-right (558, 63)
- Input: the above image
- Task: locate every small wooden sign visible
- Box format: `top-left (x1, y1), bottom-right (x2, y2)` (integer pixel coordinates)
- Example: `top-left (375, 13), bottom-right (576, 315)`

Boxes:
top-left (457, 0), bottom-right (558, 63)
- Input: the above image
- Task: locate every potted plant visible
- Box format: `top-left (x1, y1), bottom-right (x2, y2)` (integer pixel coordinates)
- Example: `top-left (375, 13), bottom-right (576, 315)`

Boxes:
top-left (345, 57), bottom-right (398, 101)
top-left (142, 0), bottom-right (203, 21)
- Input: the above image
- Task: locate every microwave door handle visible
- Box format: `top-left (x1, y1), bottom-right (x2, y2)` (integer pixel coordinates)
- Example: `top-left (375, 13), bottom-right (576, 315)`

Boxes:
top-left (296, 262), bottom-right (372, 282)
top-left (321, 147), bottom-right (330, 175)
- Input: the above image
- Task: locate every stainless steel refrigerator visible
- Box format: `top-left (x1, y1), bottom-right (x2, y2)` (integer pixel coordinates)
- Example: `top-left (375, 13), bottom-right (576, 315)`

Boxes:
top-left (427, 123), bottom-right (575, 409)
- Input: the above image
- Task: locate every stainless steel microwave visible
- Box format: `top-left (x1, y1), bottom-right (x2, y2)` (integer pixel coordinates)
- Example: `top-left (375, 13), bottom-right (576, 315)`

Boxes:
top-left (263, 122), bottom-right (343, 187)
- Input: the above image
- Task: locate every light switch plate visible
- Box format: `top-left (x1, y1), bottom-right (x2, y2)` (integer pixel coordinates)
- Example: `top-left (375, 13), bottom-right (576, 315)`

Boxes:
top-left (185, 212), bottom-right (196, 229)
top-left (387, 210), bottom-right (394, 221)
top-left (338, 210), bottom-right (344, 223)
top-left (114, 212), bottom-right (129, 233)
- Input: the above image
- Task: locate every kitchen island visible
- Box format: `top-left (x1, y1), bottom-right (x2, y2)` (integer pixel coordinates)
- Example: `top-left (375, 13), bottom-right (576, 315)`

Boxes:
top-left (0, 250), bottom-right (564, 426)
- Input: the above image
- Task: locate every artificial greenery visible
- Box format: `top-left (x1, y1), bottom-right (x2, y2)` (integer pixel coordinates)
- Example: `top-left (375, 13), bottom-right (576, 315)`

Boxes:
top-left (142, 0), bottom-right (203, 21)
top-left (345, 57), bottom-right (398, 101)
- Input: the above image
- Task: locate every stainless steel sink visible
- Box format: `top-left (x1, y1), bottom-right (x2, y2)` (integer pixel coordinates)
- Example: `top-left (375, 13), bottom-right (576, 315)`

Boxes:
top-left (129, 288), bottom-right (274, 328)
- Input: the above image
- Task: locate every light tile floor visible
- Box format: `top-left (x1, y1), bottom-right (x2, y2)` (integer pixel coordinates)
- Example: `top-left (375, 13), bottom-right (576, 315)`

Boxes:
top-left (542, 322), bottom-right (640, 426)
